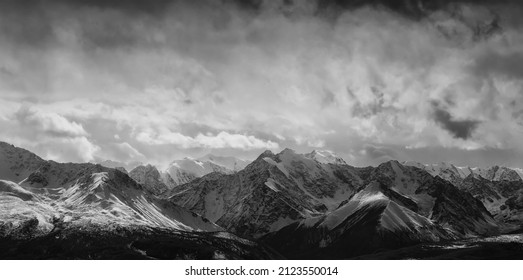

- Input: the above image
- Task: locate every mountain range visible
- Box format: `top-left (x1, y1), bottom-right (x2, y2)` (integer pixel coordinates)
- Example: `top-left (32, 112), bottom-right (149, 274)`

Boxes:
top-left (0, 141), bottom-right (275, 259)
top-left (1, 141), bottom-right (523, 259)
top-left (98, 154), bottom-right (250, 191)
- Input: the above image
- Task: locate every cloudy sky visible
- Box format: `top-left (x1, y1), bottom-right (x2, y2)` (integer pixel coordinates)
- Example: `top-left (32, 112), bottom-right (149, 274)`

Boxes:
top-left (1, 0), bottom-right (523, 168)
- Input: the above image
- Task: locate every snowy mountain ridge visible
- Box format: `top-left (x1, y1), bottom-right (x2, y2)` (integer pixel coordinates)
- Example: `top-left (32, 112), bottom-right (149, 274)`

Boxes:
top-left (403, 161), bottom-right (523, 183)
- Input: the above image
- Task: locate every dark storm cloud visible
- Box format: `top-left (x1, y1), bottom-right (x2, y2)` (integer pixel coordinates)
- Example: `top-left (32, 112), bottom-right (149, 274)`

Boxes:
top-left (0, 1), bottom-right (55, 48)
top-left (471, 51), bottom-right (523, 79)
top-left (0, 0), bottom-right (519, 51)
top-left (0, 0), bottom-right (174, 15)
top-left (288, 0), bottom-right (523, 20)
top-left (431, 102), bottom-right (480, 140)
top-left (0, 0), bottom-right (231, 50)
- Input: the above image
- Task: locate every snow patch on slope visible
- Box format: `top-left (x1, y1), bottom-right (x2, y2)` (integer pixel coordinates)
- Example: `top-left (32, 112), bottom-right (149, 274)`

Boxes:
top-left (264, 178), bottom-right (279, 192)
top-left (0, 188), bottom-right (55, 238)
top-left (0, 180), bottom-right (34, 201)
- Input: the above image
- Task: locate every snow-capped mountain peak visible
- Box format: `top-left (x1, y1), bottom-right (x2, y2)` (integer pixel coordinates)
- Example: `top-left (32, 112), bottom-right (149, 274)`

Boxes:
top-left (305, 150), bottom-right (347, 165)
top-left (164, 156), bottom-right (235, 187)
top-left (197, 154), bottom-right (250, 171)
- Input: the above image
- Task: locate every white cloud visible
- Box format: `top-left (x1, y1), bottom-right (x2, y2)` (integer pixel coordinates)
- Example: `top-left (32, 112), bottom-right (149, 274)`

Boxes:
top-left (135, 128), bottom-right (278, 150)
top-left (94, 141), bottom-right (145, 163)
top-left (0, 105), bottom-right (100, 163)
top-left (135, 129), bottom-right (195, 148)
top-left (115, 142), bottom-right (144, 159)
top-left (43, 137), bottom-right (100, 162)
top-left (15, 106), bottom-right (88, 138)
top-left (194, 131), bottom-right (279, 150)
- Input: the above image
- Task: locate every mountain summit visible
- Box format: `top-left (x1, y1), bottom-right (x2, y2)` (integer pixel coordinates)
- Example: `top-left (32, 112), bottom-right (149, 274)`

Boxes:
top-left (163, 155), bottom-right (249, 187)
top-left (305, 150), bottom-right (347, 165)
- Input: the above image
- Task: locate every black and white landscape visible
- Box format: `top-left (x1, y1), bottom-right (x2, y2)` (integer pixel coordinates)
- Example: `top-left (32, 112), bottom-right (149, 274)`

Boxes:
top-left (2, 0), bottom-right (523, 259)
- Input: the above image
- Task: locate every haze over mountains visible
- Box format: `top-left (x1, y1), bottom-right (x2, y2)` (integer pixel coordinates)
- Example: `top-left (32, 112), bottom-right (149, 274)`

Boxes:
top-left (2, 140), bottom-right (523, 259)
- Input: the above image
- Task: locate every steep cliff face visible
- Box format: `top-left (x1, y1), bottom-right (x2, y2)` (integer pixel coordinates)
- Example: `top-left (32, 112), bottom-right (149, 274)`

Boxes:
top-left (458, 175), bottom-right (523, 229)
top-left (129, 164), bottom-right (170, 195)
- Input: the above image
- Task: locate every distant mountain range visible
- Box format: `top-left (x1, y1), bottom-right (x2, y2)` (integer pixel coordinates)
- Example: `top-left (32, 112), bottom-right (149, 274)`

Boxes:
top-left (1, 141), bottom-right (523, 259)
top-left (97, 154), bottom-right (250, 192)
top-left (403, 161), bottom-right (523, 230)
